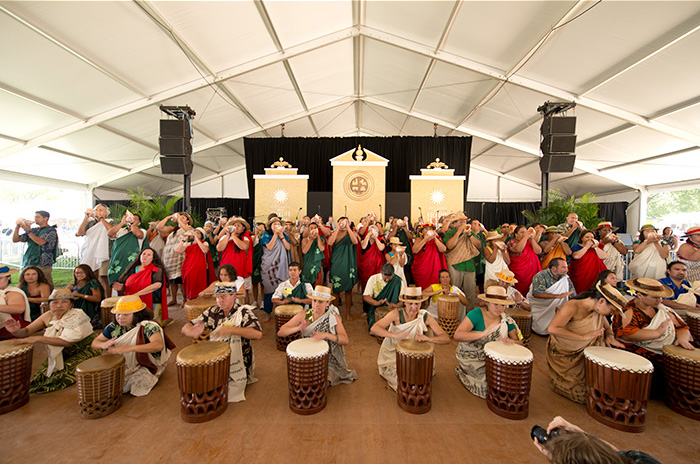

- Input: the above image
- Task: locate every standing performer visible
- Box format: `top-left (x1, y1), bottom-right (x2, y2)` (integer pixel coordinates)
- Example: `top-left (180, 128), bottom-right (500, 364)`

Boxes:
top-left (557, 213), bottom-right (583, 249)
top-left (385, 237), bottom-right (408, 286)
top-left (157, 212), bottom-right (193, 306)
top-left (629, 224), bottom-right (670, 280)
top-left (568, 230), bottom-right (608, 293)
top-left (482, 230), bottom-right (510, 290)
top-left (539, 226), bottom-right (571, 271)
top-left (595, 221), bottom-right (627, 282)
top-left (260, 217), bottom-right (291, 321)
top-left (107, 213), bottom-right (147, 287)
top-left (508, 226), bottom-right (543, 297)
top-left (411, 223), bottom-right (447, 290)
top-left (176, 228), bottom-right (215, 301)
top-left (328, 217), bottom-right (359, 320)
top-left (443, 213), bottom-right (482, 310)
top-left (13, 211), bottom-right (59, 288)
top-left (217, 218), bottom-right (253, 300)
top-left (277, 285), bottom-right (357, 385)
top-left (387, 217), bottom-right (414, 285)
top-left (301, 222), bottom-right (326, 286)
top-left (357, 217), bottom-right (386, 290)
top-left (76, 204), bottom-right (112, 296)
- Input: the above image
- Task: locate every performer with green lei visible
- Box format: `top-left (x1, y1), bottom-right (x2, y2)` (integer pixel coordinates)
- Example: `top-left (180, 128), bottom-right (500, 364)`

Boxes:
top-left (362, 263), bottom-right (405, 327)
top-left (302, 222), bottom-right (326, 285)
top-left (328, 217), bottom-right (359, 320)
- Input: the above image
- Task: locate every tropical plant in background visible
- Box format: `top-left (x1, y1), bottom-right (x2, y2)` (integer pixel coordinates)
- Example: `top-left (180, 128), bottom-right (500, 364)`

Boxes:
top-left (109, 188), bottom-right (183, 227)
top-left (522, 190), bottom-right (602, 230)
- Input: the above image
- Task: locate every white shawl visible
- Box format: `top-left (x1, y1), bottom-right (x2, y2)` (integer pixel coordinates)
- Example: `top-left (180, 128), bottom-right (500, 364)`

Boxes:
top-left (629, 245), bottom-right (667, 280)
top-left (0, 286), bottom-right (31, 323)
top-left (44, 308), bottom-right (93, 377)
top-left (80, 220), bottom-right (111, 271)
top-left (527, 277), bottom-right (571, 335)
top-left (377, 309), bottom-right (429, 391)
top-left (112, 321), bottom-right (171, 396)
top-left (633, 303), bottom-right (679, 355)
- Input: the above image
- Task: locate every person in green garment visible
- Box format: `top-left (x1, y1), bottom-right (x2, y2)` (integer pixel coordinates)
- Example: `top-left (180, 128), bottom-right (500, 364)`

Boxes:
top-left (106, 213), bottom-right (148, 286)
top-left (557, 213), bottom-right (584, 250)
top-left (328, 217), bottom-right (359, 320)
top-left (13, 211), bottom-right (59, 288)
top-left (65, 264), bottom-right (104, 328)
top-left (301, 222), bottom-right (326, 286)
top-left (362, 263), bottom-right (406, 328)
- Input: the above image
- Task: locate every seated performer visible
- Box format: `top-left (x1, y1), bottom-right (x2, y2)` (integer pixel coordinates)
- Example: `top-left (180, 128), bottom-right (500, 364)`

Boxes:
top-left (277, 285), bottom-right (357, 385)
top-left (370, 287), bottom-right (449, 391)
top-left (91, 295), bottom-right (174, 396)
top-left (454, 286), bottom-right (521, 399)
top-left (492, 270), bottom-right (530, 311)
top-left (271, 262), bottom-right (313, 309)
top-left (527, 258), bottom-right (575, 335)
top-left (112, 248), bottom-right (169, 326)
top-left (181, 282), bottom-right (262, 402)
top-left (659, 261), bottom-right (700, 313)
top-left (612, 277), bottom-right (694, 398)
top-left (198, 264), bottom-right (246, 300)
top-left (66, 264), bottom-right (104, 328)
top-left (4, 289), bottom-right (100, 394)
top-left (568, 229), bottom-right (608, 293)
top-left (362, 263), bottom-right (406, 327)
top-left (423, 269), bottom-right (468, 320)
top-left (18, 266), bottom-right (51, 322)
top-left (0, 266), bottom-right (31, 339)
top-left (547, 283), bottom-right (627, 403)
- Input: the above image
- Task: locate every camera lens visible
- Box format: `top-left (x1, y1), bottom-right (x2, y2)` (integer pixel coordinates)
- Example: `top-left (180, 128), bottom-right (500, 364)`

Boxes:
top-left (530, 425), bottom-right (550, 444)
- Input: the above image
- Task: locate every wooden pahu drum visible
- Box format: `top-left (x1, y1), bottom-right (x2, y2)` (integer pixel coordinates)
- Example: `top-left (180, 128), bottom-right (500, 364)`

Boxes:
top-left (76, 354), bottom-right (126, 419)
top-left (374, 306), bottom-right (392, 344)
top-left (505, 307), bottom-right (532, 347)
top-left (663, 345), bottom-right (700, 421)
top-left (286, 338), bottom-right (329, 415)
top-left (177, 341), bottom-right (231, 423)
top-left (396, 340), bottom-right (434, 414)
top-left (184, 297), bottom-right (216, 344)
top-left (437, 295), bottom-right (459, 338)
top-left (584, 346), bottom-right (653, 433)
top-left (484, 341), bottom-right (533, 420)
top-left (275, 304), bottom-right (304, 352)
top-left (0, 340), bottom-right (34, 415)
top-left (100, 297), bottom-right (120, 329)
top-left (687, 311), bottom-right (700, 344)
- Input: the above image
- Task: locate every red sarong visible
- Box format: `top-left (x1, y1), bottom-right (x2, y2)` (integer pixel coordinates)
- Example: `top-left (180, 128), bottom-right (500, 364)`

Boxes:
top-left (569, 248), bottom-right (608, 293)
top-left (411, 240), bottom-right (447, 290)
top-left (357, 238), bottom-right (386, 288)
top-left (509, 241), bottom-right (542, 295)
top-left (220, 231), bottom-right (253, 278)
top-left (125, 263), bottom-right (168, 320)
top-left (181, 243), bottom-right (215, 299)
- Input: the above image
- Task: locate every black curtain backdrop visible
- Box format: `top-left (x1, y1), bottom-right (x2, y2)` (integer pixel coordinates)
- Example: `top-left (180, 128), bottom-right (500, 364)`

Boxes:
top-left (598, 202), bottom-right (628, 232)
top-left (243, 136), bottom-right (472, 207)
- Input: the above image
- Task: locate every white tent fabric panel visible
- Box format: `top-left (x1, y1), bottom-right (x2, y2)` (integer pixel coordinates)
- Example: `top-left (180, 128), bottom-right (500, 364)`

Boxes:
top-left (264, 0), bottom-right (353, 49)
top-left (365, 0), bottom-right (457, 49)
top-left (656, 101), bottom-right (700, 135)
top-left (312, 103), bottom-right (357, 137)
top-left (467, 168), bottom-right (500, 201)
top-left (497, 178), bottom-right (542, 202)
top-left (0, 91), bottom-right (76, 140)
top-left (2, 147), bottom-right (124, 184)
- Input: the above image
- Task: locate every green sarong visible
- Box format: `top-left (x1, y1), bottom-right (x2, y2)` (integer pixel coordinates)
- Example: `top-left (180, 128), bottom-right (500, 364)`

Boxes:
top-left (302, 237), bottom-right (325, 283)
top-left (291, 280), bottom-right (311, 300)
top-left (330, 233), bottom-right (357, 294)
top-left (108, 231), bottom-right (147, 284)
top-left (21, 225), bottom-right (58, 267)
top-left (367, 274), bottom-right (403, 327)
top-left (73, 279), bottom-right (105, 327)
top-left (252, 242), bottom-right (263, 285)
top-left (29, 333), bottom-right (101, 394)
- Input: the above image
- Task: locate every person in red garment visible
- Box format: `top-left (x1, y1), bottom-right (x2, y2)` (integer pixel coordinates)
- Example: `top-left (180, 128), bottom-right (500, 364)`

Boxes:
top-left (216, 217), bottom-right (253, 302)
top-left (568, 229), bottom-right (608, 293)
top-left (508, 225), bottom-right (543, 296)
top-left (175, 228), bottom-right (215, 301)
top-left (411, 223), bottom-right (447, 290)
top-left (357, 214), bottom-right (386, 290)
top-left (112, 248), bottom-right (170, 326)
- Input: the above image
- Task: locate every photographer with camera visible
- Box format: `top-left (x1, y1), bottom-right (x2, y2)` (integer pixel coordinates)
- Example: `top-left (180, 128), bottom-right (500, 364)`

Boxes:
top-left (532, 416), bottom-right (661, 463)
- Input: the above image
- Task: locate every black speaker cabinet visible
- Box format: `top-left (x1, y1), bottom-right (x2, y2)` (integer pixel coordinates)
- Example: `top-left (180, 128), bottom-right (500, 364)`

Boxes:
top-left (160, 156), bottom-right (193, 175)
top-left (541, 116), bottom-right (576, 135)
top-left (539, 154), bottom-right (576, 173)
top-left (541, 134), bottom-right (577, 154)
top-left (159, 137), bottom-right (193, 156)
top-left (160, 119), bottom-right (191, 138)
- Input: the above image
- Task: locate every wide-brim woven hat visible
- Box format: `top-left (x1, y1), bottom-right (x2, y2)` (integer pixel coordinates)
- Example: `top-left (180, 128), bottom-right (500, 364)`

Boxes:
top-left (307, 285), bottom-right (335, 301)
top-left (47, 288), bottom-right (77, 301)
top-left (0, 266), bottom-right (18, 278)
top-left (682, 226), bottom-right (700, 238)
top-left (496, 269), bottom-right (518, 284)
top-left (399, 286), bottom-right (429, 303)
top-left (477, 285), bottom-right (515, 306)
top-left (625, 277), bottom-right (674, 298)
top-left (595, 221), bottom-right (619, 232)
top-left (595, 281), bottom-right (628, 312)
top-left (111, 294), bottom-right (146, 314)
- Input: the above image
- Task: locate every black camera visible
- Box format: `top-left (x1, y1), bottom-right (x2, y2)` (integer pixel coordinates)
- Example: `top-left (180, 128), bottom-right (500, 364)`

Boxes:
top-left (530, 425), bottom-right (563, 444)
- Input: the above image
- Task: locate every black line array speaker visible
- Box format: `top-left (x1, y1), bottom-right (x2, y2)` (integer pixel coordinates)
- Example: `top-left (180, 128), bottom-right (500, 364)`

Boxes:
top-left (160, 156), bottom-right (193, 175)
top-left (540, 115), bottom-right (577, 173)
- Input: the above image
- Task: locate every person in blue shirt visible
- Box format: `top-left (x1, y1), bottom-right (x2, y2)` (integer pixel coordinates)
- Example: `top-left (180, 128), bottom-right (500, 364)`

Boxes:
top-left (659, 261), bottom-right (700, 312)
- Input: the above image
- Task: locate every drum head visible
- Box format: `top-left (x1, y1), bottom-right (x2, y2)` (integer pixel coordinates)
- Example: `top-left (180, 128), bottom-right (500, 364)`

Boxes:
top-left (396, 339), bottom-right (434, 355)
top-left (275, 304), bottom-right (304, 316)
top-left (437, 295), bottom-right (459, 303)
top-left (687, 310), bottom-right (700, 321)
top-left (583, 346), bottom-right (654, 373)
top-left (177, 341), bottom-right (231, 365)
top-left (76, 354), bottom-right (125, 373)
top-left (374, 306), bottom-right (392, 320)
top-left (286, 338), bottom-right (328, 358)
top-left (484, 341), bottom-right (533, 363)
top-left (184, 297), bottom-right (216, 311)
top-left (0, 339), bottom-right (32, 357)
top-left (101, 296), bottom-right (120, 308)
top-left (663, 344), bottom-right (700, 363)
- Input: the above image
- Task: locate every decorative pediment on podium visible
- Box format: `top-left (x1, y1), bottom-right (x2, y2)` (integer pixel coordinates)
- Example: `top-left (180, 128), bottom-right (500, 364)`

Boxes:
top-left (330, 145), bottom-right (389, 166)
top-left (264, 157), bottom-right (297, 175)
top-left (421, 158), bottom-right (455, 177)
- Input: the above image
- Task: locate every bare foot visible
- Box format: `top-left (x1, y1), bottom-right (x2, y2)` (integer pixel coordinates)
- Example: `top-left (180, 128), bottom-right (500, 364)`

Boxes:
top-left (168, 300), bottom-right (178, 307)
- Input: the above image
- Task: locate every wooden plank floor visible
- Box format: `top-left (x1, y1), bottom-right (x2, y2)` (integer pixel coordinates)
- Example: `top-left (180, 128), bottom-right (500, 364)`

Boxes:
top-left (2, 293), bottom-right (697, 463)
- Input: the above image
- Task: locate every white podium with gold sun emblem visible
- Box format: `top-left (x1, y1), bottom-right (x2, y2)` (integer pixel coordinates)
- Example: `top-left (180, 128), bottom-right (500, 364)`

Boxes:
top-left (330, 145), bottom-right (388, 223)
top-left (253, 158), bottom-right (308, 222)
top-left (410, 158), bottom-right (466, 224)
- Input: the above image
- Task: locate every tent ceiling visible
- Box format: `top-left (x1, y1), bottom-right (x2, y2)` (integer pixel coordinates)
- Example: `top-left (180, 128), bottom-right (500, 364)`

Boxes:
top-left (1, 0), bottom-right (699, 200)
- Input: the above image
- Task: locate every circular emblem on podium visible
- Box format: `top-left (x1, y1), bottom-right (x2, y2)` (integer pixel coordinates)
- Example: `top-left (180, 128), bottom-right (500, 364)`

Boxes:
top-left (344, 171), bottom-right (374, 200)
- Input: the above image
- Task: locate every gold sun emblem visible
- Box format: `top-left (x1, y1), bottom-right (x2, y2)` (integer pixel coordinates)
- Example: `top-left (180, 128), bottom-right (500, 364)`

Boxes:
top-left (273, 189), bottom-right (288, 204)
top-left (430, 189), bottom-right (445, 205)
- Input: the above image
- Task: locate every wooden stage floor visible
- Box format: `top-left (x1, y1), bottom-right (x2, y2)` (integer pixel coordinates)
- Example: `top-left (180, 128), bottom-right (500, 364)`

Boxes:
top-left (2, 294), bottom-right (697, 464)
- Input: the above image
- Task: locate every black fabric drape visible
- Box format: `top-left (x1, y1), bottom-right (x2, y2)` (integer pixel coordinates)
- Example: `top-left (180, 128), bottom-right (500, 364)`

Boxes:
top-left (598, 202), bottom-right (628, 232)
top-left (243, 136), bottom-right (472, 203)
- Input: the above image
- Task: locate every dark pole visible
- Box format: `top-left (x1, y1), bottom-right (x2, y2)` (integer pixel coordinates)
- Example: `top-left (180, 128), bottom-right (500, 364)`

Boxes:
top-left (183, 173), bottom-right (191, 213)
top-left (541, 170), bottom-right (550, 206)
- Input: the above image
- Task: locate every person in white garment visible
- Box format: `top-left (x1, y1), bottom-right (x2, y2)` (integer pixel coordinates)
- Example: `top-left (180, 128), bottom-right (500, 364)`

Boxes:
top-left (527, 258), bottom-right (575, 335)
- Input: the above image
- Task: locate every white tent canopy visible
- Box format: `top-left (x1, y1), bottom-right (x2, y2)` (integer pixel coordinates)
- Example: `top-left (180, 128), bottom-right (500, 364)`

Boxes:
top-left (1, 0), bottom-right (699, 204)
